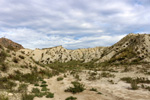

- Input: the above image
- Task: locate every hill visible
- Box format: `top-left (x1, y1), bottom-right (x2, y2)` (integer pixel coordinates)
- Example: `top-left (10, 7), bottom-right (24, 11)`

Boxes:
top-left (0, 37), bottom-right (24, 50)
top-left (0, 33), bottom-right (150, 100)
top-left (20, 33), bottom-right (150, 65)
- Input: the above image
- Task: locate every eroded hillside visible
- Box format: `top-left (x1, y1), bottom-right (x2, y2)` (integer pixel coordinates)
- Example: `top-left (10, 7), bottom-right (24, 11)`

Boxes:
top-left (20, 33), bottom-right (150, 64)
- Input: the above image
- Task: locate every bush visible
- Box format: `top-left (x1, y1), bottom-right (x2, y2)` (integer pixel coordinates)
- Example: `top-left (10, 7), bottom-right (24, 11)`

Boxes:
top-left (19, 55), bottom-right (25, 59)
top-left (90, 88), bottom-right (97, 92)
top-left (40, 84), bottom-right (48, 87)
top-left (57, 77), bottom-right (63, 81)
top-left (0, 94), bottom-right (8, 100)
top-left (32, 88), bottom-right (40, 93)
top-left (42, 80), bottom-right (47, 84)
top-left (121, 77), bottom-right (150, 84)
top-left (0, 51), bottom-right (7, 63)
top-left (65, 81), bottom-right (85, 94)
top-left (22, 93), bottom-right (35, 100)
top-left (34, 92), bottom-right (46, 97)
top-left (101, 72), bottom-right (115, 78)
top-left (0, 77), bottom-right (17, 90)
top-left (97, 92), bottom-right (102, 94)
top-left (41, 87), bottom-right (49, 91)
top-left (46, 92), bottom-right (54, 98)
top-left (18, 84), bottom-right (28, 93)
top-left (131, 80), bottom-right (138, 90)
top-left (34, 83), bottom-right (39, 86)
top-left (120, 77), bottom-right (132, 83)
top-left (65, 96), bottom-right (77, 100)
top-left (13, 57), bottom-right (19, 63)
top-left (0, 63), bottom-right (9, 72)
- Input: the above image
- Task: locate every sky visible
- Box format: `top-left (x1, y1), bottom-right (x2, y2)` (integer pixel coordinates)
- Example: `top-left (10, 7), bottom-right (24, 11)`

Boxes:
top-left (0, 0), bottom-right (150, 49)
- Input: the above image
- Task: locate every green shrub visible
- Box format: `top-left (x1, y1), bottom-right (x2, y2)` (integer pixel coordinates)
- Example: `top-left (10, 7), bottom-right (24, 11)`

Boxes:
top-left (121, 77), bottom-right (150, 84)
top-left (46, 92), bottom-right (54, 98)
top-left (42, 80), bottom-right (47, 84)
top-left (57, 77), bottom-right (63, 81)
top-left (34, 92), bottom-right (46, 97)
top-left (40, 84), bottom-right (48, 87)
top-left (7, 45), bottom-right (14, 51)
top-left (97, 92), bottom-right (102, 94)
top-left (41, 87), bottom-right (49, 91)
top-left (19, 55), bottom-right (25, 59)
top-left (0, 51), bottom-right (7, 63)
top-left (0, 63), bottom-right (9, 72)
top-left (13, 57), bottom-right (19, 63)
top-left (90, 88), bottom-right (97, 92)
top-left (34, 83), bottom-right (39, 86)
top-left (22, 93), bottom-right (35, 100)
top-left (32, 88), bottom-right (40, 93)
top-left (64, 74), bottom-right (67, 77)
top-left (18, 84), bottom-right (28, 93)
top-left (101, 72), bottom-right (115, 78)
top-left (65, 81), bottom-right (85, 94)
top-left (131, 80), bottom-right (138, 90)
top-left (120, 77), bottom-right (132, 83)
top-left (74, 74), bottom-right (80, 80)
top-left (10, 72), bottom-right (41, 84)
top-left (0, 77), bottom-right (17, 90)
top-left (65, 96), bottom-right (77, 100)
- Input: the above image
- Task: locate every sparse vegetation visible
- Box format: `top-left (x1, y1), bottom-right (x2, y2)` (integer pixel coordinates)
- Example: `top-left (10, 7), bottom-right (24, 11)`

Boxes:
top-left (0, 51), bottom-right (7, 64)
top-left (131, 80), bottom-right (138, 90)
top-left (19, 55), bottom-right (25, 59)
top-left (41, 87), bottom-right (49, 91)
top-left (13, 57), bottom-right (19, 63)
top-left (121, 77), bottom-right (150, 84)
top-left (90, 88), bottom-right (97, 92)
top-left (57, 77), bottom-right (63, 81)
top-left (22, 93), bottom-right (35, 100)
top-left (65, 81), bottom-right (85, 94)
top-left (65, 96), bottom-right (77, 100)
top-left (101, 72), bottom-right (115, 78)
top-left (32, 88), bottom-right (40, 94)
top-left (0, 63), bottom-right (9, 72)
top-left (46, 92), bottom-right (54, 98)
top-left (0, 94), bottom-right (8, 100)
top-left (18, 83), bottom-right (28, 93)
top-left (0, 77), bottom-right (17, 90)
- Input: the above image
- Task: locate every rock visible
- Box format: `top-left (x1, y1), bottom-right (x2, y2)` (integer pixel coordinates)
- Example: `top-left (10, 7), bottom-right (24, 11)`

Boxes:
top-left (8, 93), bottom-right (13, 96)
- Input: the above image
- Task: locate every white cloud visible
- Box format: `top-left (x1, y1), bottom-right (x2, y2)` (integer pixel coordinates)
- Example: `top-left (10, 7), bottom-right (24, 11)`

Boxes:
top-left (0, 0), bottom-right (149, 49)
top-left (0, 28), bottom-right (126, 49)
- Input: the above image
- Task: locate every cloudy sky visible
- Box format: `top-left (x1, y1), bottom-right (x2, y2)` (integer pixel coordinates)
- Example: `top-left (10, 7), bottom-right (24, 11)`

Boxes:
top-left (0, 0), bottom-right (150, 49)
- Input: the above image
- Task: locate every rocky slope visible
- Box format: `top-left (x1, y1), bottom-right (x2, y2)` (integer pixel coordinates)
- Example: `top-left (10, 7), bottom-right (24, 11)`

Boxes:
top-left (20, 46), bottom-right (107, 64)
top-left (19, 33), bottom-right (150, 64)
top-left (99, 33), bottom-right (150, 63)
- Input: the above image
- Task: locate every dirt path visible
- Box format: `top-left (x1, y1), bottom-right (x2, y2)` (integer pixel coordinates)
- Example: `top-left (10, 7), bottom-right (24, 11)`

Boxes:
top-left (34, 74), bottom-right (123, 100)
top-left (34, 71), bottom-right (150, 100)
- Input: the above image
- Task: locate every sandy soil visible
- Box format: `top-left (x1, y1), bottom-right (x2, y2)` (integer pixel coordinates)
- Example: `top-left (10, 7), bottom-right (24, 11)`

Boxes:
top-left (33, 70), bottom-right (150, 100)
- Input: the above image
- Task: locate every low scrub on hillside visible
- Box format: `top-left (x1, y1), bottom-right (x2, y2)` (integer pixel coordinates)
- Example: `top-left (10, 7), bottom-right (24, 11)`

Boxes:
top-left (65, 81), bottom-right (85, 94)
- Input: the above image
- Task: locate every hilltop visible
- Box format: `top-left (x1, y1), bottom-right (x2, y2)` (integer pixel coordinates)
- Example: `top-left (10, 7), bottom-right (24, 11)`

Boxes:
top-left (0, 37), bottom-right (24, 50)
